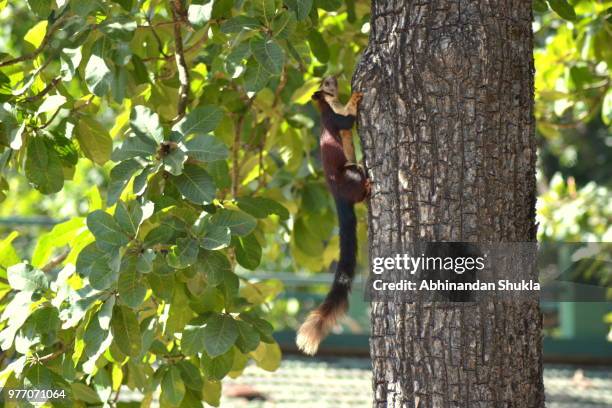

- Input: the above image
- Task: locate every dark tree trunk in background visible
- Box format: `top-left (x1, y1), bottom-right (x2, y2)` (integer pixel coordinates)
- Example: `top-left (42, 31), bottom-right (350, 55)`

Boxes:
top-left (353, 1), bottom-right (544, 407)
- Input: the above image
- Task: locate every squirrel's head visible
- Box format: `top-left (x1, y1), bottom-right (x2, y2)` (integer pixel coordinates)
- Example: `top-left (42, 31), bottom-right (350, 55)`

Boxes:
top-left (319, 76), bottom-right (338, 97)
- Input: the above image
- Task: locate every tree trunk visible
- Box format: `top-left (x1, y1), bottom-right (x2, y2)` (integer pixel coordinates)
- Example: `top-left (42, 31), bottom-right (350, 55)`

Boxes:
top-left (353, 1), bottom-right (544, 407)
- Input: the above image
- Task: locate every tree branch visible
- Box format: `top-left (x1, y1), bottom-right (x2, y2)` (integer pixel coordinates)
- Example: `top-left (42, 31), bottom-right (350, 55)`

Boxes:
top-left (0, 16), bottom-right (68, 68)
top-left (35, 342), bottom-right (67, 363)
top-left (170, 0), bottom-right (190, 121)
top-left (22, 77), bottom-right (61, 103)
top-left (41, 250), bottom-right (69, 273)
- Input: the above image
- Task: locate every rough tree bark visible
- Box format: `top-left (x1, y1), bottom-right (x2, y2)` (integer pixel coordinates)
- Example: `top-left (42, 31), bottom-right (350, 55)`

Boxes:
top-left (353, 1), bottom-right (544, 407)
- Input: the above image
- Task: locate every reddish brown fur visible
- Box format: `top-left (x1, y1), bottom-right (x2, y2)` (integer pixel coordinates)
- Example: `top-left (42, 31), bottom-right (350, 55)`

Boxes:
top-left (296, 296), bottom-right (349, 355)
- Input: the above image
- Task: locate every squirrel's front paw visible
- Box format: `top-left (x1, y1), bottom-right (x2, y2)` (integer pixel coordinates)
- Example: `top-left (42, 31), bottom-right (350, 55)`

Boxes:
top-left (351, 92), bottom-right (364, 104)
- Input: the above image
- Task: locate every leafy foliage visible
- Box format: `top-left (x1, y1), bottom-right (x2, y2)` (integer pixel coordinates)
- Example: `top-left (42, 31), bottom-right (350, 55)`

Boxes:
top-left (0, 0), bottom-right (369, 405)
top-left (533, 0), bottom-right (611, 186)
top-left (0, 0), bottom-right (609, 404)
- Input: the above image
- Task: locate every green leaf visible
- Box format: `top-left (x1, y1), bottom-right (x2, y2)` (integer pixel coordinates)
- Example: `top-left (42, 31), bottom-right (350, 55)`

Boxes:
top-left (177, 360), bottom-right (203, 391)
top-left (111, 305), bottom-right (142, 357)
top-left (7, 263), bottom-right (48, 292)
top-left (26, 0), bottom-right (51, 18)
top-left (161, 366), bottom-right (186, 406)
top-left (188, 3), bottom-right (212, 26)
top-left (237, 197), bottom-right (289, 220)
top-left (107, 159), bottom-right (144, 206)
top-left (227, 42), bottom-right (252, 67)
top-left (244, 58), bottom-right (271, 92)
top-left (202, 380), bottom-right (221, 406)
top-left (284, 0), bottom-right (312, 20)
top-left (252, 0), bottom-right (276, 25)
top-left (60, 47), bottom-right (83, 81)
top-left (111, 134), bottom-right (157, 161)
top-left (25, 137), bottom-right (63, 194)
top-left (111, 0), bottom-right (133, 11)
top-left (200, 250), bottom-right (232, 284)
top-left (220, 16), bottom-right (261, 33)
top-left (167, 237), bottom-right (199, 269)
top-left (199, 225), bottom-right (231, 250)
top-left (76, 118), bottom-right (113, 165)
top-left (533, 0), bottom-right (548, 12)
top-left (136, 249), bottom-right (156, 273)
top-left (165, 284), bottom-right (194, 334)
top-left (75, 242), bottom-right (115, 282)
top-left (37, 94), bottom-right (66, 115)
top-left (184, 135), bottom-right (228, 162)
top-left (88, 255), bottom-right (120, 291)
top-left (24, 364), bottom-right (72, 406)
top-left (307, 30), bottom-right (329, 63)
top-left (548, 0), bottom-right (576, 21)
top-left (85, 53), bottom-right (113, 97)
top-left (32, 217), bottom-right (85, 267)
top-left (209, 209), bottom-right (257, 236)
top-left (147, 272), bottom-right (174, 301)
top-left (250, 38), bottom-right (284, 75)
top-left (24, 21), bottom-right (47, 50)
top-left (87, 210), bottom-right (130, 249)
top-left (174, 106), bottom-right (224, 138)
top-left (234, 234), bottom-right (262, 270)
top-left (114, 200), bottom-right (142, 237)
top-left (249, 341), bottom-right (281, 371)
top-left (144, 225), bottom-right (176, 247)
top-left (201, 348), bottom-right (234, 380)
top-left (181, 317), bottom-right (207, 355)
top-left (235, 320), bottom-right (260, 353)
top-left (240, 279), bottom-right (283, 305)
top-left (272, 11), bottom-right (297, 39)
top-left (163, 147), bottom-right (187, 176)
top-left (71, 383), bottom-right (102, 404)
top-left (98, 296), bottom-right (115, 330)
top-left (240, 313), bottom-right (274, 343)
top-left (118, 267), bottom-right (146, 308)
top-left (131, 105), bottom-right (164, 144)
top-left (203, 314), bottom-right (238, 357)
top-left (133, 164), bottom-right (156, 195)
top-left (99, 15), bottom-right (137, 41)
top-left (29, 306), bottom-right (60, 335)
top-left (207, 160), bottom-right (231, 190)
top-left (131, 55), bottom-right (149, 84)
top-left (173, 164), bottom-right (216, 204)
top-left (0, 231), bottom-right (19, 271)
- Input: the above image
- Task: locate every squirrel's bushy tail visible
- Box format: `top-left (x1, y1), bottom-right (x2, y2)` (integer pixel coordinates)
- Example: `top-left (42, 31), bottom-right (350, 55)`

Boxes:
top-left (296, 198), bottom-right (357, 355)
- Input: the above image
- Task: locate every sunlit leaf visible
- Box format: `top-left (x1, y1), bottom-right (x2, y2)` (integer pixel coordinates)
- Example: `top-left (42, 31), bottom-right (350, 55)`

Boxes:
top-left (76, 118), bottom-right (113, 165)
